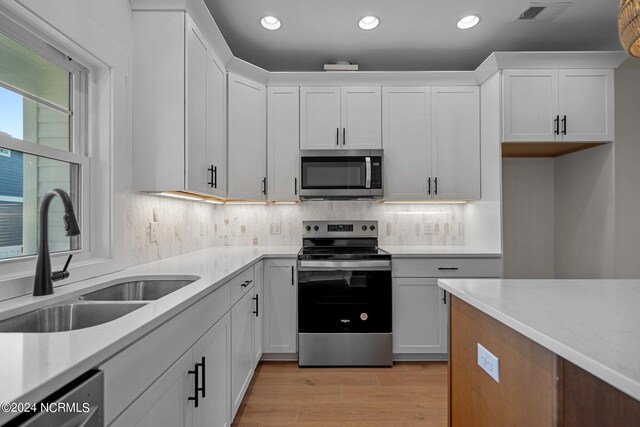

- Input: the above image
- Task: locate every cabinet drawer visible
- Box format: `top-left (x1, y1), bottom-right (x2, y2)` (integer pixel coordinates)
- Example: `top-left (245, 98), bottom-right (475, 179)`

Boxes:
top-left (230, 266), bottom-right (255, 306)
top-left (392, 257), bottom-right (502, 278)
top-left (101, 282), bottom-right (230, 425)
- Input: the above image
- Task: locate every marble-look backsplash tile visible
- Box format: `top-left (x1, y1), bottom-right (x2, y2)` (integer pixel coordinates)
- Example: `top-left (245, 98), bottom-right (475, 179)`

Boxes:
top-left (126, 194), bottom-right (465, 267)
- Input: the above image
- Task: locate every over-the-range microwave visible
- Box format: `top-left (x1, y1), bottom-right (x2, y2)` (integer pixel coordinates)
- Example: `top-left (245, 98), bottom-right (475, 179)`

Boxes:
top-left (299, 149), bottom-right (383, 200)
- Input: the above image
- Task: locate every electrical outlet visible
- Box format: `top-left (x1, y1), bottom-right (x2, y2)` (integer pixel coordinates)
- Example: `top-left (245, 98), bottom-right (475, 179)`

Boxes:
top-left (477, 343), bottom-right (500, 383)
top-left (150, 222), bottom-right (159, 243)
top-left (424, 221), bottom-right (434, 235)
top-left (271, 221), bottom-right (282, 235)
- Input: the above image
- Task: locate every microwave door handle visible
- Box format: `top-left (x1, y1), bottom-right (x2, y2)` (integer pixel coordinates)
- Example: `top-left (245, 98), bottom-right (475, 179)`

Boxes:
top-left (365, 157), bottom-right (371, 189)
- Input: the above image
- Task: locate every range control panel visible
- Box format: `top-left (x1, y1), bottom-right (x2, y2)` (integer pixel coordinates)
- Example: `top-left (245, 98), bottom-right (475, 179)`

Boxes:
top-left (303, 220), bottom-right (378, 238)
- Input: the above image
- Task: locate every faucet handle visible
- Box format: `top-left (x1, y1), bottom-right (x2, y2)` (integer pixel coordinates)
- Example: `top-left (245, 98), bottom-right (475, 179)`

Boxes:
top-left (52, 254), bottom-right (73, 282)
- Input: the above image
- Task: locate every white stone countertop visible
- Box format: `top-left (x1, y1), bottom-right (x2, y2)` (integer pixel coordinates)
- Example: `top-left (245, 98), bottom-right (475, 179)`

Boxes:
top-left (382, 246), bottom-right (501, 257)
top-left (0, 246), bottom-right (299, 424)
top-left (438, 278), bottom-right (640, 402)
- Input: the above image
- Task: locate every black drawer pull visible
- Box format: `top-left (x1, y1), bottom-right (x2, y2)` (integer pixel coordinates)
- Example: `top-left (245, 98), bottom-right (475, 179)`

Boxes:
top-left (241, 279), bottom-right (253, 288)
top-left (438, 267), bottom-right (459, 271)
top-left (188, 358), bottom-right (204, 407)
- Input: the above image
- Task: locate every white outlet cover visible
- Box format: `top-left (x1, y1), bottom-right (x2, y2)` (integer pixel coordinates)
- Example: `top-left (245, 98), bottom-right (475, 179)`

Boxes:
top-left (424, 221), bottom-right (434, 235)
top-left (477, 343), bottom-right (500, 383)
top-left (271, 221), bottom-right (282, 235)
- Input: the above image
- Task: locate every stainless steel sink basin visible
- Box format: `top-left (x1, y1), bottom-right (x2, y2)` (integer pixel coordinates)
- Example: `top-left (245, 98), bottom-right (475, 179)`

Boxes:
top-left (78, 279), bottom-right (195, 301)
top-left (0, 302), bottom-right (147, 333)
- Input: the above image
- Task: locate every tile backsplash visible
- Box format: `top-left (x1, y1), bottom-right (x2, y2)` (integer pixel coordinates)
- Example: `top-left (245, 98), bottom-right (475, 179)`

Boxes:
top-left (126, 193), bottom-right (465, 267)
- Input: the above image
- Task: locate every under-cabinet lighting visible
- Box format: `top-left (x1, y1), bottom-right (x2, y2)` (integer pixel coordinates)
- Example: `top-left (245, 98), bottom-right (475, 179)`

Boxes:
top-left (382, 200), bottom-right (469, 204)
top-left (273, 201), bottom-right (298, 205)
top-left (225, 201), bottom-right (269, 205)
top-left (204, 199), bottom-right (224, 204)
top-left (160, 192), bottom-right (203, 201)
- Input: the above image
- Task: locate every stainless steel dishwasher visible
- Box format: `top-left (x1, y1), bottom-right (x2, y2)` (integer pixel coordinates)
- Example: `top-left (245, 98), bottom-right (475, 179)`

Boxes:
top-left (5, 370), bottom-right (103, 427)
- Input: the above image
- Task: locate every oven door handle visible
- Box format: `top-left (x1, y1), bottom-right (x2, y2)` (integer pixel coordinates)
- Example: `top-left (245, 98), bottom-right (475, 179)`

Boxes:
top-left (298, 260), bottom-right (391, 271)
top-left (365, 157), bottom-right (372, 189)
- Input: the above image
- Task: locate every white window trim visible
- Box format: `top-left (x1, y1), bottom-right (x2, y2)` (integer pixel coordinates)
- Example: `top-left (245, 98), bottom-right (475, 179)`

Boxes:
top-left (0, 7), bottom-right (127, 300)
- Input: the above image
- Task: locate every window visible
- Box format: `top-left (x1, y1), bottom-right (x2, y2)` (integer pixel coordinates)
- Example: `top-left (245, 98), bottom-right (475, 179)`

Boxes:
top-left (0, 28), bottom-right (86, 261)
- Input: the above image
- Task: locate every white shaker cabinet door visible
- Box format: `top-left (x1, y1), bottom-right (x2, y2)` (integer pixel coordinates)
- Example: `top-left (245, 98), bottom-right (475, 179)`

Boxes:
top-left (231, 288), bottom-right (256, 419)
top-left (192, 313), bottom-right (231, 427)
top-left (392, 278), bottom-right (448, 354)
top-left (228, 73), bottom-right (267, 200)
top-left (341, 87), bottom-right (382, 149)
top-left (559, 69), bottom-right (615, 142)
top-left (185, 16), bottom-right (210, 195)
top-left (300, 87), bottom-right (341, 149)
top-left (253, 261), bottom-right (264, 367)
top-left (207, 53), bottom-right (227, 197)
top-left (110, 351), bottom-right (191, 427)
top-left (503, 69), bottom-right (559, 142)
top-left (263, 259), bottom-right (297, 354)
top-left (382, 87), bottom-right (432, 201)
top-left (431, 86), bottom-right (480, 200)
top-left (268, 87), bottom-right (300, 201)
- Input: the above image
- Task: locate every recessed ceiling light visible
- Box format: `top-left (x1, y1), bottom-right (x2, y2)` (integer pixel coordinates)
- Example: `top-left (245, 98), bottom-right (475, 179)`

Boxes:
top-left (358, 16), bottom-right (380, 30)
top-left (261, 16), bottom-right (281, 31)
top-left (456, 15), bottom-right (480, 30)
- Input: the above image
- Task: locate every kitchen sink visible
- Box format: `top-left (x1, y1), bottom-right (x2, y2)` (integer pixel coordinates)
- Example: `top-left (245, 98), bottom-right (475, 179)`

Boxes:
top-left (77, 279), bottom-right (195, 301)
top-left (0, 302), bottom-right (148, 333)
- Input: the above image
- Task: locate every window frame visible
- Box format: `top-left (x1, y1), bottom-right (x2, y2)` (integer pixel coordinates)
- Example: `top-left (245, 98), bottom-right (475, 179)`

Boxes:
top-left (0, 8), bottom-right (124, 300)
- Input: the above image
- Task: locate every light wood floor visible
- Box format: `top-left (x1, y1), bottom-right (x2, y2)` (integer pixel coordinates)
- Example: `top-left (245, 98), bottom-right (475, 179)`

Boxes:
top-left (232, 361), bottom-right (448, 427)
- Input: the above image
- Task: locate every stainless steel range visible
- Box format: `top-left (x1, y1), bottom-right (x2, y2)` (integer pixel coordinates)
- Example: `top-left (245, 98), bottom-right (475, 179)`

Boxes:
top-left (297, 220), bottom-right (392, 367)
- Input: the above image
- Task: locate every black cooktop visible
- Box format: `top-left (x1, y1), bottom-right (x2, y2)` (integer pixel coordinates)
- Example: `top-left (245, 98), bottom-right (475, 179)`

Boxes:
top-left (298, 245), bottom-right (391, 261)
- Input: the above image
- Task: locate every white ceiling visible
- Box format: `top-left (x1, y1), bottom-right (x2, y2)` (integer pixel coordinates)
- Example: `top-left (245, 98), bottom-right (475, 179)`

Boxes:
top-left (202, 0), bottom-right (623, 72)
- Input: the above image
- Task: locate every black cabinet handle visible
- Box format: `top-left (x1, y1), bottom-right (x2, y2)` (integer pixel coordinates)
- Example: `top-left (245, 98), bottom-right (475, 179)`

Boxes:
top-left (291, 266), bottom-right (294, 286)
top-left (253, 294), bottom-right (259, 317)
top-left (188, 359), bottom-right (203, 407)
top-left (207, 165), bottom-right (214, 187)
top-left (427, 177), bottom-right (431, 195)
top-left (200, 357), bottom-right (206, 398)
top-left (554, 115), bottom-right (560, 135)
top-left (434, 177), bottom-right (438, 195)
top-left (438, 267), bottom-right (459, 271)
top-left (241, 279), bottom-right (253, 288)
top-left (294, 177), bottom-right (297, 196)
top-left (562, 115), bottom-right (567, 135)
top-left (336, 128), bottom-right (339, 146)
top-left (343, 128), bottom-right (346, 145)
top-left (262, 177), bottom-right (267, 195)
top-left (443, 291), bottom-right (447, 305)
top-left (212, 166), bottom-right (217, 189)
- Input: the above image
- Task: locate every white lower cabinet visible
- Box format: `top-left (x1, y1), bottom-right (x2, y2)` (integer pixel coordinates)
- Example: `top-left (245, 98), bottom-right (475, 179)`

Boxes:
top-left (393, 278), bottom-right (448, 354)
top-left (110, 313), bottom-right (231, 427)
top-left (263, 259), bottom-right (297, 355)
top-left (231, 287), bottom-right (256, 419)
top-left (253, 261), bottom-right (264, 367)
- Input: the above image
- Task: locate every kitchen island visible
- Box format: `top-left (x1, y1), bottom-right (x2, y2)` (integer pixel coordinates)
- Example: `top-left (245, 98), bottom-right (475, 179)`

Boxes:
top-left (439, 278), bottom-right (640, 426)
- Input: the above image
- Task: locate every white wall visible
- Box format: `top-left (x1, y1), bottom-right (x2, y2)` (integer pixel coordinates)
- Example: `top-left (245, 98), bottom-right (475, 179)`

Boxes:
top-left (502, 158), bottom-right (556, 279)
top-left (613, 64), bottom-right (640, 278)
top-left (554, 145), bottom-right (615, 278)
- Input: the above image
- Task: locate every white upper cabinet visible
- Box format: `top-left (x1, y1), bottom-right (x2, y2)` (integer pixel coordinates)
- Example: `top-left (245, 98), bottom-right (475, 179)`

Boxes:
top-left (207, 49), bottom-right (228, 198)
top-left (268, 87), bottom-right (300, 201)
top-left (300, 87), bottom-right (341, 149)
top-left (503, 69), bottom-right (559, 142)
top-left (503, 68), bottom-right (614, 142)
top-left (382, 87), bottom-right (432, 200)
top-left (431, 86), bottom-right (480, 200)
top-left (559, 69), bottom-right (614, 142)
top-left (341, 87), bottom-right (382, 149)
top-left (227, 73), bottom-right (267, 200)
top-left (133, 12), bottom-right (227, 196)
top-left (383, 86), bottom-right (480, 201)
top-left (300, 86), bottom-right (382, 149)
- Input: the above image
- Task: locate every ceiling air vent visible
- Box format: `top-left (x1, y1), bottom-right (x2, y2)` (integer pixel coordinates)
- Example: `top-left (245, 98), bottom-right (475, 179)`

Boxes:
top-left (514, 2), bottom-right (572, 23)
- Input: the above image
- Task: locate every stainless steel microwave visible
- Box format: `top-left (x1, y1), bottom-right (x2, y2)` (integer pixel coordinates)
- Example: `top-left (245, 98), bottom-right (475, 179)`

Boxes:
top-left (299, 150), bottom-right (383, 200)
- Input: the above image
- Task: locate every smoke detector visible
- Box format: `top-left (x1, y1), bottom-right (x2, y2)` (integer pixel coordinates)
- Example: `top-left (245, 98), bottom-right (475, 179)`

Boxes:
top-left (514, 2), bottom-right (572, 23)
